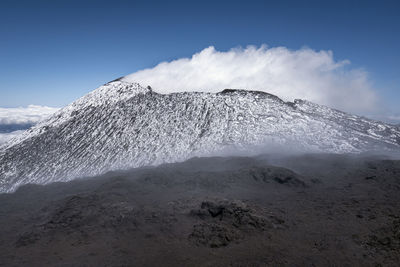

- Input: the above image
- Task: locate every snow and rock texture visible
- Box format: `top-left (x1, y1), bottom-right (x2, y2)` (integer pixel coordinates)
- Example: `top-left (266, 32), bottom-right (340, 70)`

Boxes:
top-left (1, 80), bottom-right (400, 192)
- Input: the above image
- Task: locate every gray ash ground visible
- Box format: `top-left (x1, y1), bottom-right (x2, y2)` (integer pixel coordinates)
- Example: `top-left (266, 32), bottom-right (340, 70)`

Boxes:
top-left (0, 153), bottom-right (399, 266)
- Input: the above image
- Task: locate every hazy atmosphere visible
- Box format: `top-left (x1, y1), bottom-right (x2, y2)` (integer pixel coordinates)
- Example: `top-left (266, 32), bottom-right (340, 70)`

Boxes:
top-left (1, 1), bottom-right (400, 266)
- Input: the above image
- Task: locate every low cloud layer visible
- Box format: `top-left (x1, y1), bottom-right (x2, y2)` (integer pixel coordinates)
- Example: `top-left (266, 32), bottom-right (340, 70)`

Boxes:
top-left (0, 105), bottom-right (59, 145)
top-left (387, 115), bottom-right (400, 124)
top-left (124, 45), bottom-right (377, 114)
top-left (0, 105), bottom-right (59, 125)
top-left (0, 130), bottom-right (25, 145)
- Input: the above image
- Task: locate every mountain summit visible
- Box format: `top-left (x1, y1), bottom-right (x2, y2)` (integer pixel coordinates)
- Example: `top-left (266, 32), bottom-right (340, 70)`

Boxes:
top-left (1, 80), bottom-right (399, 192)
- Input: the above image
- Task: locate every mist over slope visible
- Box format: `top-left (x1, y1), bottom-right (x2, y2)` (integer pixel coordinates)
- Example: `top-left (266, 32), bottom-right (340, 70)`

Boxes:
top-left (0, 80), bottom-right (399, 193)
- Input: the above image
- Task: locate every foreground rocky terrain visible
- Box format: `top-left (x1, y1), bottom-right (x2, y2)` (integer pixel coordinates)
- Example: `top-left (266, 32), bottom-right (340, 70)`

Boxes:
top-left (0, 153), bottom-right (399, 266)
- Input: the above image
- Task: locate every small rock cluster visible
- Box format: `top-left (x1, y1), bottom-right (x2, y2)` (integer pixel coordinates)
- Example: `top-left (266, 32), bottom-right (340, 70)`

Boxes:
top-left (189, 199), bottom-right (283, 247)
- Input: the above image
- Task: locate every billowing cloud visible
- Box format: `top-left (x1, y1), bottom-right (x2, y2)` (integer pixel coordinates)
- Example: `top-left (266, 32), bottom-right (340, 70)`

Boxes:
top-left (124, 45), bottom-right (377, 114)
top-left (0, 105), bottom-right (59, 125)
top-left (0, 105), bottom-right (59, 145)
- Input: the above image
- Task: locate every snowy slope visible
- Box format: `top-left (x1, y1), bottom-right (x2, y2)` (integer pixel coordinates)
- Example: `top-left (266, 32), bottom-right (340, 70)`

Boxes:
top-left (1, 80), bottom-right (399, 192)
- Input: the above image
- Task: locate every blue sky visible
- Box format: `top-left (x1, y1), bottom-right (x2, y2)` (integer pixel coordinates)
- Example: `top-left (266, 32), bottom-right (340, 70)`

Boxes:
top-left (0, 0), bottom-right (399, 119)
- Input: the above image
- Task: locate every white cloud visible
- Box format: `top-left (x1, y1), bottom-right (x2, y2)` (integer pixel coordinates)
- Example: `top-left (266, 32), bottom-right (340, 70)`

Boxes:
top-left (124, 45), bottom-right (377, 114)
top-left (0, 105), bottom-right (59, 125)
top-left (0, 130), bottom-right (24, 145)
top-left (0, 105), bottom-right (59, 145)
top-left (388, 115), bottom-right (400, 120)
top-left (386, 115), bottom-right (400, 124)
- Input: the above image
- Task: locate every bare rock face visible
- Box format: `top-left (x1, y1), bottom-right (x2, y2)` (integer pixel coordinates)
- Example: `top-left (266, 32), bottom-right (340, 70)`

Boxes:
top-left (189, 199), bottom-right (284, 247)
top-left (16, 193), bottom-right (138, 247)
top-left (366, 218), bottom-right (400, 252)
top-left (1, 154), bottom-right (400, 266)
top-left (1, 80), bottom-right (400, 192)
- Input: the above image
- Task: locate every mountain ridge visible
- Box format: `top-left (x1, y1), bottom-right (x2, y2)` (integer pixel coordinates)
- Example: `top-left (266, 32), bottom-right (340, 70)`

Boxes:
top-left (1, 80), bottom-right (399, 192)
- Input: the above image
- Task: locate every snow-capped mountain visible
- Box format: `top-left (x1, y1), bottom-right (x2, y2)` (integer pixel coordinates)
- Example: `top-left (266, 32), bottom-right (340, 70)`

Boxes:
top-left (1, 80), bottom-right (399, 192)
